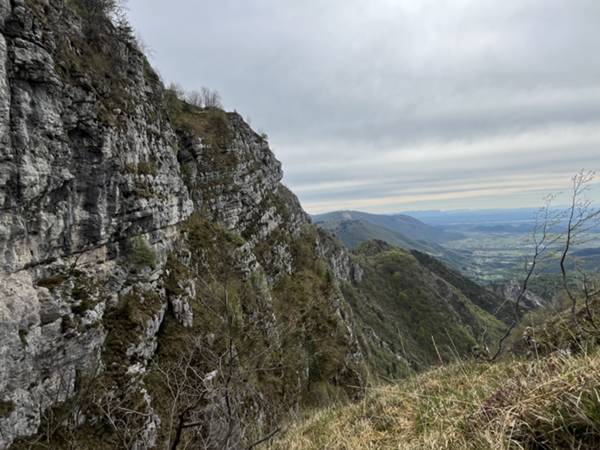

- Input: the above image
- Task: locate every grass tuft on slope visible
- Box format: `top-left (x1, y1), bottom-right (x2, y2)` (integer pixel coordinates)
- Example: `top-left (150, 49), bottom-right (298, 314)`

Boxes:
top-left (269, 350), bottom-right (600, 449)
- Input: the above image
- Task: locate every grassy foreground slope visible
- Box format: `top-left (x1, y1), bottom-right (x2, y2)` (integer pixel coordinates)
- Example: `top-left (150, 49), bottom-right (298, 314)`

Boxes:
top-left (269, 350), bottom-right (600, 449)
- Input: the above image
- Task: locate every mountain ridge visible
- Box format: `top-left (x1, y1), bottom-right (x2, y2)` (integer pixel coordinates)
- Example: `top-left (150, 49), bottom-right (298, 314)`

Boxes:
top-left (313, 210), bottom-right (463, 243)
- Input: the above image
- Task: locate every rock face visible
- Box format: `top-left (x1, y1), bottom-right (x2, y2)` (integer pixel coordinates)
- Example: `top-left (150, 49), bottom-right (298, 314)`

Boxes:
top-left (0, 1), bottom-right (362, 448)
top-left (489, 279), bottom-right (547, 311)
top-left (1, 2), bottom-right (193, 274)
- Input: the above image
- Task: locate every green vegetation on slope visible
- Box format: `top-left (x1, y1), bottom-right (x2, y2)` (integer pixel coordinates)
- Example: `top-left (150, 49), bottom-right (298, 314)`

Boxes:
top-left (142, 216), bottom-right (364, 448)
top-left (270, 276), bottom-right (600, 450)
top-left (164, 89), bottom-right (232, 152)
top-left (411, 250), bottom-right (515, 324)
top-left (313, 215), bottom-right (473, 278)
top-left (342, 241), bottom-right (507, 378)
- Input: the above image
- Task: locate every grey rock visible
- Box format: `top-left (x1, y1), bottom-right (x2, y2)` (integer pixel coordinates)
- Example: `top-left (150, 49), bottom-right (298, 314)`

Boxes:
top-left (490, 279), bottom-right (547, 310)
top-left (169, 279), bottom-right (195, 327)
top-left (316, 228), bottom-right (363, 284)
top-left (0, 271), bottom-right (104, 447)
top-left (0, 33), bottom-right (9, 157)
top-left (0, 0), bottom-right (9, 26)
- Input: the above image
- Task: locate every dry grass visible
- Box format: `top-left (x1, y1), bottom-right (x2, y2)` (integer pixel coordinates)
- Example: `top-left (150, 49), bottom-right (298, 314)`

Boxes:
top-left (269, 351), bottom-right (600, 449)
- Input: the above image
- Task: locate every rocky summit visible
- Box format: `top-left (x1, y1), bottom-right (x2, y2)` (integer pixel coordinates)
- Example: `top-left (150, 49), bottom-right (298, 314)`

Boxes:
top-left (0, 1), bottom-right (509, 449)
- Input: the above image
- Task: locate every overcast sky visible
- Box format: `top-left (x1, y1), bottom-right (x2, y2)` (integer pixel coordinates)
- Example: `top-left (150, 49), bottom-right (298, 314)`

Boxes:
top-left (127, 0), bottom-right (600, 214)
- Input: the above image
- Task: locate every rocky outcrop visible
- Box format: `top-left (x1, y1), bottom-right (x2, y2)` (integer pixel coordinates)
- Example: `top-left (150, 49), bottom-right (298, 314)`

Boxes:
top-left (0, 267), bottom-right (110, 443)
top-left (316, 228), bottom-right (363, 283)
top-left (489, 279), bottom-right (547, 310)
top-left (0, 2), bottom-right (193, 274)
top-left (0, 1), bottom-right (363, 448)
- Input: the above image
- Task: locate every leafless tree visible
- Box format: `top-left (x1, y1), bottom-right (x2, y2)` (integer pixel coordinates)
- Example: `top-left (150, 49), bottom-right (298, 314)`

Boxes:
top-left (92, 385), bottom-right (156, 450)
top-left (186, 88), bottom-right (223, 109)
top-left (16, 354), bottom-right (103, 450)
top-left (73, 0), bottom-right (129, 32)
top-left (490, 195), bottom-right (563, 359)
top-left (558, 170), bottom-right (600, 327)
top-left (153, 277), bottom-right (284, 450)
top-left (186, 91), bottom-right (204, 108)
top-left (134, 32), bottom-right (155, 58)
top-left (167, 82), bottom-right (186, 100)
top-left (491, 170), bottom-right (600, 359)
top-left (201, 87), bottom-right (223, 108)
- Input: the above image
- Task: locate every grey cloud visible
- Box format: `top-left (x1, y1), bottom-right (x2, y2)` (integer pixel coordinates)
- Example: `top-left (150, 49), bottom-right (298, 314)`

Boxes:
top-left (128, 0), bottom-right (600, 213)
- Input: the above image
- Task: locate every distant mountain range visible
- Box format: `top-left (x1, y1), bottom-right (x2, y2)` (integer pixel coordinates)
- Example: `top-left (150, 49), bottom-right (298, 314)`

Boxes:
top-left (314, 208), bottom-right (600, 306)
top-left (312, 210), bottom-right (475, 272)
top-left (403, 208), bottom-right (541, 227)
top-left (312, 210), bottom-right (463, 247)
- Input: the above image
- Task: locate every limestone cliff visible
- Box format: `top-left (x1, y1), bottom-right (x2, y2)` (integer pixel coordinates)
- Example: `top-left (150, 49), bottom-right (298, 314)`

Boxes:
top-left (0, 1), bottom-right (363, 448)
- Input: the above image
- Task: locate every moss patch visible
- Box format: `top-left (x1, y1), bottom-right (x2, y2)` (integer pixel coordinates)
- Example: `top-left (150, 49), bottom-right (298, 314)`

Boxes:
top-left (0, 400), bottom-right (14, 418)
top-left (37, 274), bottom-right (69, 289)
top-left (125, 236), bottom-right (157, 270)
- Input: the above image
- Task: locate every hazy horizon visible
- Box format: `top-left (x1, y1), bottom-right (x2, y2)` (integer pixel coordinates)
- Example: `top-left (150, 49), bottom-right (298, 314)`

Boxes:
top-left (127, 0), bottom-right (600, 214)
top-left (312, 201), bottom-right (597, 217)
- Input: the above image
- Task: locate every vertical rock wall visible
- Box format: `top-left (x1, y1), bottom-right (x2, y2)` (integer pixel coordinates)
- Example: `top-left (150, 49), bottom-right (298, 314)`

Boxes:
top-left (0, 1), bottom-right (364, 448)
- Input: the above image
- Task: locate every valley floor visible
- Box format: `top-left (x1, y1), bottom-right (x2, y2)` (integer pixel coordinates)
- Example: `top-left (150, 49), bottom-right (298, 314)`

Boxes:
top-left (269, 350), bottom-right (600, 450)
